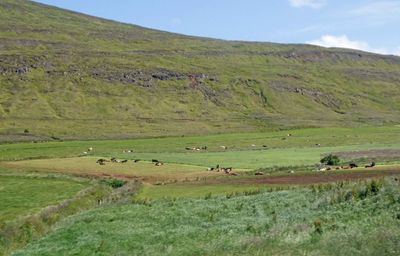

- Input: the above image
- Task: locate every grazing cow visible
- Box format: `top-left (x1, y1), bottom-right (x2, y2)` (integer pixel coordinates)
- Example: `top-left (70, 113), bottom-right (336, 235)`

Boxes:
top-left (287, 134), bottom-right (292, 137)
top-left (111, 157), bottom-right (117, 163)
top-left (349, 163), bottom-right (358, 168)
top-left (134, 159), bottom-right (140, 163)
top-left (202, 146), bottom-right (208, 150)
top-left (220, 146), bottom-right (227, 150)
top-left (365, 162), bottom-right (376, 168)
top-left (120, 159), bottom-right (128, 163)
top-left (262, 145), bottom-right (267, 148)
top-left (152, 159), bottom-right (159, 163)
top-left (96, 159), bottom-right (108, 165)
top-left (155, 162), bottom-right (164, 166)
top-left (185, 147), bottom-right (191, 150)
top-left (315, 143), bottom-right (321, 147)
top-left (88, 147), bottom-right (93, 151)
top-left (255, 172), bottom-right (264, 176)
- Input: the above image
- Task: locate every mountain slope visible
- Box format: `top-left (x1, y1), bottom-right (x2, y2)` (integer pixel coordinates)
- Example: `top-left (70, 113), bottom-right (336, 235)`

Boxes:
top-left (0, 0), bottom-right (400, 140)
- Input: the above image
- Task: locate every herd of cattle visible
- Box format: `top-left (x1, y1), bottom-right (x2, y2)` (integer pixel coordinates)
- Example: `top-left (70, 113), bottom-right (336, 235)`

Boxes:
top-left (206, 164), bottom-right (238, 176)
top-left (90, 144), bottom-right (378, 177)
top-left (96, 158), bottom-right (163, 166)
top-left (318, 161), bottom-right (376, 171)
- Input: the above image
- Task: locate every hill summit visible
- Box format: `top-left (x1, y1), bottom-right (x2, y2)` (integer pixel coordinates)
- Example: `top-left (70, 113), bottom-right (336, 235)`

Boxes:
top-left (1, 0), bottom-right (399, 140)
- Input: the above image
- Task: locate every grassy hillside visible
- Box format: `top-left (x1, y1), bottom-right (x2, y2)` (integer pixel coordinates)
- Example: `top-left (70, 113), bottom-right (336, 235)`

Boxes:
top-left (0, 0), bottom-right (400, 140)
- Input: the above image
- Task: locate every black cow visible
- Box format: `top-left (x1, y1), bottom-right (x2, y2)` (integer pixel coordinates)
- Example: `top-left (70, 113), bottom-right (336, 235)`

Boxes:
top-left (365, 162), bottom-right (376, 168)
top-left (349, 163), bottom-right (358, 168)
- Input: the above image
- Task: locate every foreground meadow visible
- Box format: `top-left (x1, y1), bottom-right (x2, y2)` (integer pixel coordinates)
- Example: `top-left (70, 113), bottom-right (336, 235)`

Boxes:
top-left (13, 177), bottom-right (400, 256)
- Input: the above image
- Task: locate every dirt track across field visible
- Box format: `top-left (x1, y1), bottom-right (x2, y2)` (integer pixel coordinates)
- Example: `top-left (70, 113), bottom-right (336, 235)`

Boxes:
top-left (206, 167), bottom-right (400, 185)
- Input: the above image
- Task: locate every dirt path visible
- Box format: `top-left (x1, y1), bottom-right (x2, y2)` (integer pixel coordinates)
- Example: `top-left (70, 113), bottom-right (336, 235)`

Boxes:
top-left (204, 167), bottom-right (400, 185)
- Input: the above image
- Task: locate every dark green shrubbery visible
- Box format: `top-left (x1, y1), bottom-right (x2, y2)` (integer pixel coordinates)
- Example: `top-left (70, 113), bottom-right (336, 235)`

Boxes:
top-left (102, 179), bottom-right (126, 189)
top-left (320, 154), bottom-right (340, 166)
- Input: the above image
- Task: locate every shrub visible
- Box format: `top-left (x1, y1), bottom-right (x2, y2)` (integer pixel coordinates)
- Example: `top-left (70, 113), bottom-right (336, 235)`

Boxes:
top-left (320, 154), bottom-right (340, 166)
top-left (102, 179), bottom-right (126, 189)
top-left (204, 192), bottom-right (212, 200)
top-left (314, 219), bottom-right (323, 234)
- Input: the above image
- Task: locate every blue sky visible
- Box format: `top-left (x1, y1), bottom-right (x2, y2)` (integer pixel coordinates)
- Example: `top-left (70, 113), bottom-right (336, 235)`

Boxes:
top-left (34, 0), bottom-right (400, 55)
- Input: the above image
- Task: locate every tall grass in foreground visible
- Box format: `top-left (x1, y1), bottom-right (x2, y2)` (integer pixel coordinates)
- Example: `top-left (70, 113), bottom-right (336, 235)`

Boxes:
top-left (14, 177), bottom-right (400, 256)
top-left (0, 179), bottom-right (140, 256)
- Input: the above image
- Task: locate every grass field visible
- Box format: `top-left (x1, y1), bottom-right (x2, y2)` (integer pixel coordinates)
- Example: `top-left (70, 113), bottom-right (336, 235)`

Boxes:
top-left (0, 171), bottom-right (87, 225)
top-left (0, 157), bottom-right (221, 183)
top-left (1, 126), bottom-right (399, 161)
top-left (13, 177), bottom-right (400, 256)
top-left (1, 127), bottom-right (400, 255)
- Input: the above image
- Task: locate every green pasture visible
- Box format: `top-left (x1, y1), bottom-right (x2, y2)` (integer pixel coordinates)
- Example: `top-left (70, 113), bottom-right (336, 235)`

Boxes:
top-left (0, 126), bottom-right (399, 162)
top-left (137, 183), bottom-right (273, 200)
top-left (0, 171), bottom-right (87, 224)
top-left (124, 143), bottom-right (400, 169)
top-left (0, 157), bottom-right (220, 182)
top-left (14, 177), bottom-right (400, 256)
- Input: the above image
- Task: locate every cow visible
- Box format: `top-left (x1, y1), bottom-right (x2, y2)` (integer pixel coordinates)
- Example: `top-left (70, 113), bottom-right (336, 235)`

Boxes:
top-left (152, 159), bottom-right (159, 163)
top-left (155, 162), bottom-right (164, 166)
top-left (349, 163), bottom-right (358, 168)
top-left (120, 159), bottom-right (128, 163)
top-left (202, 146), bottom-right (208, 150)
top-left (96, 159), bottom-right (108, 165)
top-left (134, 159), bottom-right (140, 163)
top-left (365, 162), bottom-right (376, 168)
top-left (111, 157), bottom-right (117, 163)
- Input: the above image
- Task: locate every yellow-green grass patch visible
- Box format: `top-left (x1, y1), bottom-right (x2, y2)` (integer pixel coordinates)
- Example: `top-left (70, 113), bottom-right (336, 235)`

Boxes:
top-left (0, 174), bottom-right (87, 224)
top-left (0, 157), bottom-right (223, 183)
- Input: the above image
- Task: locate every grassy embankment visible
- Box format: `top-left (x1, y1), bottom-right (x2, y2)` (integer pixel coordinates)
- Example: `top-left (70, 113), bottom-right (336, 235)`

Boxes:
top-left (13, 177), bottom-right (400, 256)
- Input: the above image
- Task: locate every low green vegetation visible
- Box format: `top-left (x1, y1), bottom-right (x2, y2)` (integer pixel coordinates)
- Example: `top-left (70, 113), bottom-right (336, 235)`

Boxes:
top-left (0, 171), bottom-right (87, 224)
top-left (137, 183), bottom-right (275, 200)
top-left (0, 126), bottom-right (399, 255)
top-left (320, 154), bottom-right (340, 166)
top-left (14, 177), bottom-right (400, 256)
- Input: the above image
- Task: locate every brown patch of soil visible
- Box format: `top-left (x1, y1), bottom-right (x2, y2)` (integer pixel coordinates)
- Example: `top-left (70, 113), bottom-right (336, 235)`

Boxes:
top-left (201, 167), bottom-right (400, 185)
